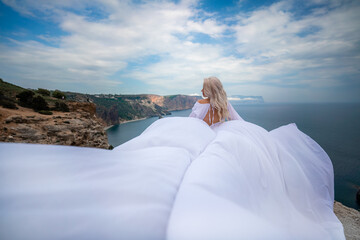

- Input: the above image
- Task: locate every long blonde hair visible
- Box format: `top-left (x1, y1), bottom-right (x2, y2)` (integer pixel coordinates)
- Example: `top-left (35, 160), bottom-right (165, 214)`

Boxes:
top-left (203, 76), bottom-right (230, 122)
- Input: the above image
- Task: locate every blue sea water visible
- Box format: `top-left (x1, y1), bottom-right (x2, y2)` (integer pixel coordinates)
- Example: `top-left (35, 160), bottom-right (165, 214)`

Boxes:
top-left (107, 103), bottom-right (360, 210)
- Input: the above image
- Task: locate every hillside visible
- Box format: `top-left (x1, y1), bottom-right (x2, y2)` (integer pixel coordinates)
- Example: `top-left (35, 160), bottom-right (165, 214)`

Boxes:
top-left (0, 79), bottom-right (110, 149)
top-left (0, 79), bottom-right (200, 127)
top-left (1, 79), bottom-right (270, 128)
top-left (64, 92), bottom-right (200, 126)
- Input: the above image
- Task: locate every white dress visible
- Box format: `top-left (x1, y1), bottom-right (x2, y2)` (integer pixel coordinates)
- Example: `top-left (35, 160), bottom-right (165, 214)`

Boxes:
top-left (188, 101), bottom-right (244, 129)
top-left (0, 102), bottom-right (345, 240)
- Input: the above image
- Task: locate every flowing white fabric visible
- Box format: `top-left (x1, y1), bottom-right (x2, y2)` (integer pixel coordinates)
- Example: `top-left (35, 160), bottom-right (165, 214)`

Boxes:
top-left (167, 120), bottom-right (344, 240)
top-left (0, 108), bottom-right (345, 239)
top-left (189, 102), bottom-right (244, 129)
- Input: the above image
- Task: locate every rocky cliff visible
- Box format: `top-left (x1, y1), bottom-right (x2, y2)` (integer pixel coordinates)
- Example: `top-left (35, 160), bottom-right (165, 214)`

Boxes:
top-left (0, 102), bottom-right (110, 149)
top-left (65, 92), bottom-right (199, 126)
top-left (334, 201), bottom-right (360, 240)
top-left (0, 79), bottom-right (200, 147)
top-left (162, 95), bottom-right (200, 111)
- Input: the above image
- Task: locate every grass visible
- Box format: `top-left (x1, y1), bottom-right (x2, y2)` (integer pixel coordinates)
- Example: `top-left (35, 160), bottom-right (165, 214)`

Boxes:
top-left (0, 78), bottom-right (26, 99)
top-left (0, 79), bottom-right (71, 111)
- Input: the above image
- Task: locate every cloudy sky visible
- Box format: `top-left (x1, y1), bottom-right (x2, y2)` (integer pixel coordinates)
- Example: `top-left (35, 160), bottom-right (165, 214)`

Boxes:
top-left (0, 0), bottom-right (359, 102)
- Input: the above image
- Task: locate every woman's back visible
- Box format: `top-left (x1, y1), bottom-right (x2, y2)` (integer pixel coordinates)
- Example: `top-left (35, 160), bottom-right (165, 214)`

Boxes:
top-left (189, 99), bottom-right (244, 127)
top-left (190, 76), bottom-right (244, 127)
top-left (198, 99), bottom-right (220, 126)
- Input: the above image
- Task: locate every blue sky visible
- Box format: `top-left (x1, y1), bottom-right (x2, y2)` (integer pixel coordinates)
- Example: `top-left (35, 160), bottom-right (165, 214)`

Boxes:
top-left (0, 0), bottom-right (359, 102)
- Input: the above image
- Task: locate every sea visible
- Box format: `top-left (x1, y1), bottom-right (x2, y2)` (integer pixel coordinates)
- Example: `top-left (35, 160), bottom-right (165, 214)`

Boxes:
top-left (106, 102), bottom-right (360, 210)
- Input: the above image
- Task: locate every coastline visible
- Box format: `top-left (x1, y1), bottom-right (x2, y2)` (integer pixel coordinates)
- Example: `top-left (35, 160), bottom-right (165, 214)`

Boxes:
top-left (333, 201), bottom-right (360, 239)
top-left (104, 125), bottom-right (114, 131)
top-left (120, 117), bottom-right (148, 124)
top-left (104, 117), bottom-right (149, 131)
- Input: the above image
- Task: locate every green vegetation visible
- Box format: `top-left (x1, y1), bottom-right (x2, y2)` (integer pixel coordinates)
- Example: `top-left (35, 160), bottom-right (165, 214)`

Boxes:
top-left (93, 97), bottom-right (134, 121)
top-left (52, 90), bottom-right (66, 99)
top-left (0, 79), bottom-right (175, 126)
top-left (32, 95), bottom-right (49, 111)
top-left (0, 78), bottom-right (26, 99)
top-left (53, 101), bottom-right (70, 112)
top-left (0, 91), bottom-right (18, 109)
top-left (0, 79), bottom-right (71, 114)
top-left (1, 100), bottom-right (17, 109)
top-left (15, 90), bottom-right (50, 112)
top-left (36, 88), bottom-right (50, 96)
top-left (92, 96), bottom-right (148, 123)
top-left (0, 79), bottom-right (73, 113)
top-left (16, 90), bottom-right (35, 108)
top-left (167, 95), bottom-right (178, 100)
top-left (38, 110), bottom-right (53, 115)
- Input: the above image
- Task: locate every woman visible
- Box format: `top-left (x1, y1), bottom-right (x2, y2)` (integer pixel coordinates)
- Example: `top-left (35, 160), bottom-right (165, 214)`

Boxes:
top-left (189, 76), bottom-right (243, 128)
top-left (0, 77), bottom-right (345, 240)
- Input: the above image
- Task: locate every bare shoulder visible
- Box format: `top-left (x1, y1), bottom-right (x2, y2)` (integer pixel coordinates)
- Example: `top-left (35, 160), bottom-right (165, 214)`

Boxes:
top-left (197, 98), bottom-right (210, 104)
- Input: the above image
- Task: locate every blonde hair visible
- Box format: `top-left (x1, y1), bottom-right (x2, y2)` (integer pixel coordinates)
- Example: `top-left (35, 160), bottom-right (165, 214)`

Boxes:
top-left (203, 76), bottom-right (230, 122)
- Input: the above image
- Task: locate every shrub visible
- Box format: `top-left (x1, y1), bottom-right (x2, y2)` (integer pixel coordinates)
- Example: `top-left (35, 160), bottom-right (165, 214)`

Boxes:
top-left (32, 95), bottom-right (49, 111)
top-left (52, 90), bottom-right (66, 99)
top-left (54, 101), bottom-right (70, 112)
top-left (168, 95), bottom-right (178, 100)
top-left (16, 90), bottom-right (35, 107)
top-left (0, 91), bottom-right (18, 109)
top-left (38, 110), bottom-right (53, 115)
top-left (36, 88), bottom-right (50, 96)
top-left (1, 99), bottom-right (18, 109)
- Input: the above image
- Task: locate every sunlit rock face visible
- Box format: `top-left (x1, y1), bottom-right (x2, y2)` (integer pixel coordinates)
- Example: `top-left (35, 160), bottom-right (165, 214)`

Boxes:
top-left (0, 102), bottom-right (110, 149)
top-left (162, 95), bottom-right (199, 111)
top-left (148, 94), bottom-right (165, 106)
top-left (93, 94), bottom-right (199, 126)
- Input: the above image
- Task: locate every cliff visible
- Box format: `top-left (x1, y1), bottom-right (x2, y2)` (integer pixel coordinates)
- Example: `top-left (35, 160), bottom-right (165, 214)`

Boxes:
top-left (0, 78), bottom-right (110, 149)
top-left (334, 201), bottom-right (360, 240)
top-left (162, 94), bottom-right (200, 111)
top-left (65, 92), bottom-right (199, 126)
top-left (0, 79), bottom-right (200, 147)
top-left (0, 102), bottom-right (110, 149)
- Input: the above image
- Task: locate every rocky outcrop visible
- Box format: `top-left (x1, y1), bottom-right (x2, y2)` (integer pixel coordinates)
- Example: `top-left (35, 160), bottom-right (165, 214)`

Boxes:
top-left (162, 95), bottom-right (199, 111)
top-left (334, 201), bottom-right (360, 240)
top-left (67, 101), bottom-right (97, 115)
top-left (89, 94), bottom-right (199, 126)
top-left (148, 94), bottom-right (165, 106)
top-left (0, 102), bottom-right (110, 149)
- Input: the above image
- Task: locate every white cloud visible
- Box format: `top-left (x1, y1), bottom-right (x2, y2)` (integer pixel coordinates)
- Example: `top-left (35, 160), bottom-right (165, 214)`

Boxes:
top-left (1, 0), bottom-right (228, 92)
top-left (0, 0), bottom-right (359, 102)
top-left (231, 0), bottom-right (360, 91)
top-left (186, 19), bottom-right (228, 37)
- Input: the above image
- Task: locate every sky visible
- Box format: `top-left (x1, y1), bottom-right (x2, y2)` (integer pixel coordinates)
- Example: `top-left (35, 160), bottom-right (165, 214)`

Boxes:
top-left (0, 0), bottom-right (359, 102)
